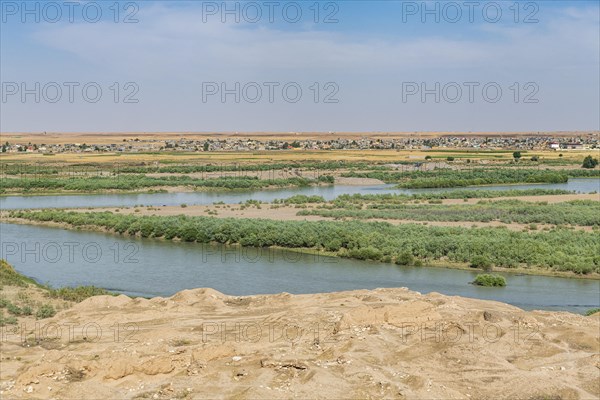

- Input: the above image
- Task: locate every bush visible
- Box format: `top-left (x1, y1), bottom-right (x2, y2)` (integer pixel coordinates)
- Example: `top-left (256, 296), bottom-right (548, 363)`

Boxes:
top-left (473, 274), bottom-right (507, 287)
top-left (470, 255), bottom-right (493, 271)
top-left (36, 304), bottom-right (56, 319)
top-left (318, 175), bottom-right (335, 184)
top-left (49, 286), bottom-right (111, 302)
top-left (348, 246), bottom-right (382, 261)
top-left (582, 155), bottom-right (599, 169)
top-left (0, 312), bottom-right (18, 326)
top-left (395, 251), bottom-right (415, 266)
top-left (7, 302), bottom-right (22, 316)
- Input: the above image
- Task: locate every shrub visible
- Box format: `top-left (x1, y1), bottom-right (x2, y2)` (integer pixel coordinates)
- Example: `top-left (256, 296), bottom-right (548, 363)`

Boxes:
top-left (7, 302), bottom-right (22, 316)
top-left (395, 251), bottom-right (415, 266)
top-left (582, 155), bottom-right (599, 169)
top-left (36, 304), bottom-right (56, 319)
top-left (49, 286), bottom-right (111, 302)
top-left (0, 313), bottom-right (18, 326)
top-left (470, 255), bottom-right (493, 271)
top-left (180, 203), bottom-right (188, 208)
top-left (348, 246), bottom-right (382, 261)
top-left (473, 274), bottom-right (507, 287)
top-left (318, 175), bottom-right (335, 184)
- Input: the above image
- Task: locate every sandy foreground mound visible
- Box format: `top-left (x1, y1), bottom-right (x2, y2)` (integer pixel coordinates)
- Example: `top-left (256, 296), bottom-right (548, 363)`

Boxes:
top-left (0, 287), bottom-right (598, 399)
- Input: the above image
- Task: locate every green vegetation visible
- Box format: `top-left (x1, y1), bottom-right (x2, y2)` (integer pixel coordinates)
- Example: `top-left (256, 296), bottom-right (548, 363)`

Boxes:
top-left (341, 168), bottom-right (599, 188)
top-left (470, 255), bottom-right (493, 271)
top-left (0, 260), bottom-right (113, 324)
top-left (0, 175), bottom-right (328, 193)
top-left (582, 155), bottom-right (599, 169)
top-left (585, 308), bottom-right (600, 316)
top-left (35, 304), bottom-right (56, 319)
top-left (47, 286), bottom-right (111, 302)
top-left (0, 297), bottom-right (38, 322)
top-left (9, 210), bottom-right (600, 275)
top-left (473, 274), bottom-right (507, 287)
top-left (0, 160), bottom-right (381, 176)
top-left (0, 259), bottom-right (38, 287)
top-left (298, 199), bottom-right (600, 226)
top-left (273, 195), bottom-right (325, 204)
top-left (0, 312), bottom-right (18, 326)
top-left (334, 189), bottom-right (574, 203)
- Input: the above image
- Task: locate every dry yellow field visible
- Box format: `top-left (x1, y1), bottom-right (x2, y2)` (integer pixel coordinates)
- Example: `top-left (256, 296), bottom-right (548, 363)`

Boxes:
top-left (1, 149), bottom-right (595, 166)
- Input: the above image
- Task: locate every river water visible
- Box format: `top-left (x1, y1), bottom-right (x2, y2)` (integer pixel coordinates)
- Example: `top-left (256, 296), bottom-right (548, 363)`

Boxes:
top-left (1, 223), bottom-right (598, 314)
top-left (1, 179), bottom-right (598, 210)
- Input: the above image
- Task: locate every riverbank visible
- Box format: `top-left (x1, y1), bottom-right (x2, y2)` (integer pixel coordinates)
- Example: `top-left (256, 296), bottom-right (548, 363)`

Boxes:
top-left (3, 214), bottom-right (599, 280)
top-left (1, 280), bottom-right (598, 399)
top-left (0, 182), bottom-right (335, 197)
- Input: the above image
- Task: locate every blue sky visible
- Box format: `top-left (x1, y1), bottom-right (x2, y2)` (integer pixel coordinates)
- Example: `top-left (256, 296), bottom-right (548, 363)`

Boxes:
top-left (1, 0), bottom-right (599, 132)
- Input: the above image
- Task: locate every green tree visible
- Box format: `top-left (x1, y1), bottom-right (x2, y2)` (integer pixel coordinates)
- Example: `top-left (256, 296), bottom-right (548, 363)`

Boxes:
top-left (470, 255), bottom-right (492, 271)
top-left (513, 151), bottom-right (522, 160)
top-left (582, 155), bottom-right (599, 169)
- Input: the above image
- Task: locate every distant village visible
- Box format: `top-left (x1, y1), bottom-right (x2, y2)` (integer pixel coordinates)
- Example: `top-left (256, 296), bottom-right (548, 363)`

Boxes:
top-left (2, 134), bottom-right (598, 154)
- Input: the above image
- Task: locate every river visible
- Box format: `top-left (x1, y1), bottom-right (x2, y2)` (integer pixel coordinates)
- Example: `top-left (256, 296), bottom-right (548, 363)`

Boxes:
top-left (1, 223), bottom-right (598, 314)
top-left (1, 179), bottom-right (598, 210)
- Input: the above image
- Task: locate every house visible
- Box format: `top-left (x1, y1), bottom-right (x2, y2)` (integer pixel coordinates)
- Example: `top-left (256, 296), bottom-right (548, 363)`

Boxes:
top-left (549, 142), bottom-right (560, 150)
top-left (561, 142), bottom-right (584, 150)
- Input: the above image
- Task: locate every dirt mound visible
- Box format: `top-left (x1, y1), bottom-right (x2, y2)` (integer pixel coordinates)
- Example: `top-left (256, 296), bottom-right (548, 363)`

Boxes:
top-left (0, 287), bottom-right (598, 399)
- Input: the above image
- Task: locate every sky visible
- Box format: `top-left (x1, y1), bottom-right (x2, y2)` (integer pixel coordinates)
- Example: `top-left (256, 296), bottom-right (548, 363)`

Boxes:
top-left (0, 0), bottom-right (599, 133)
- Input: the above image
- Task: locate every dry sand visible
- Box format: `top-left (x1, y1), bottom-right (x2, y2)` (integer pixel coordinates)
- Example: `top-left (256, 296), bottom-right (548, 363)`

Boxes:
top-left (0, 287), bottom-right (598, 399)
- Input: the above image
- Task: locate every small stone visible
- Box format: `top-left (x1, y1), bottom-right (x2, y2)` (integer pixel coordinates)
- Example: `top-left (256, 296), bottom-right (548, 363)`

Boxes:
top-left (232, 356), bottom-right (242, 362)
